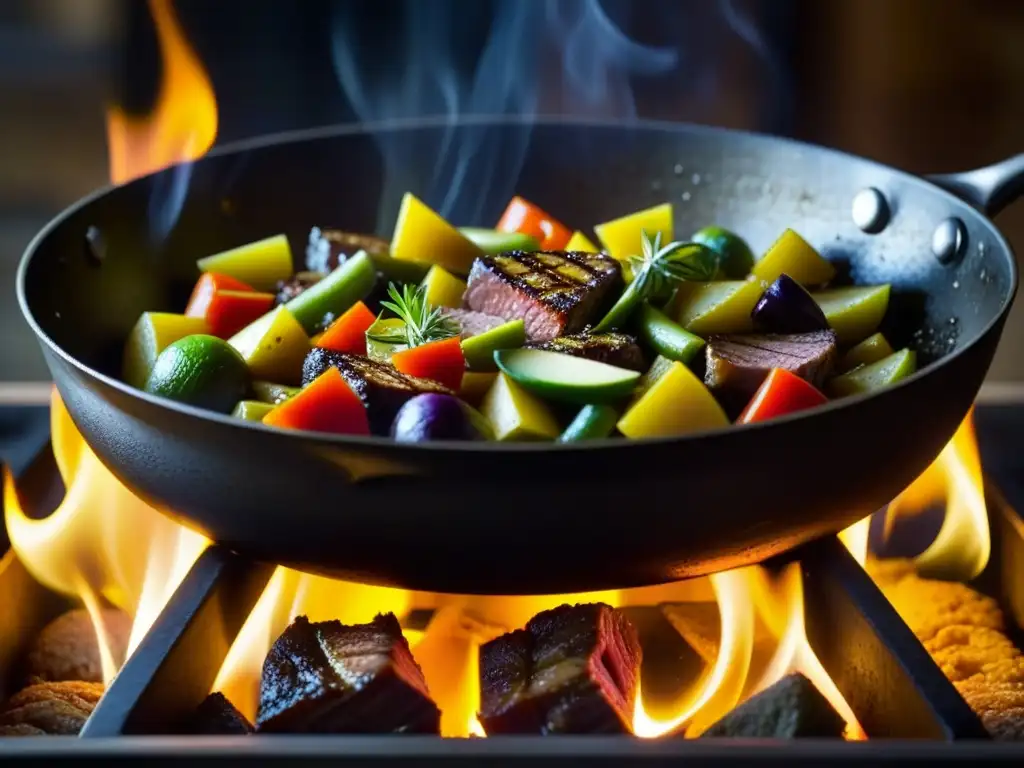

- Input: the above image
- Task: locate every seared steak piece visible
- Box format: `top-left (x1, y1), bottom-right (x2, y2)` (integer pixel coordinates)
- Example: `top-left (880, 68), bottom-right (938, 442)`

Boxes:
top-left (183, 693), bottom-right (253, 735)
top-left (478, 603), bottom-right (641, 735)
top-left (704, 330), bottom-right (837, 408)
top-left (463, 251), bottom-right (622, 341)
top-left (303, 349), bottom-right (453, 434)
top-left (525, 332), bottom-right (645, 372)
top-left (306, 226), bottom-right (391, 273)
top-left (257, 614), bottom-right (440, 734)
top-left (442, 308), bottom-right (507, 338)
top-left (274, 271), bottom-right (323, 306)
top-left (702, 673), bottom-right (845, 739)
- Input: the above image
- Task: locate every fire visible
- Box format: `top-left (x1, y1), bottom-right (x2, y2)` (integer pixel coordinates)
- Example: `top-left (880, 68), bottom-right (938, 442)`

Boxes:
top-left (106, 0), bottom-right (217, 185)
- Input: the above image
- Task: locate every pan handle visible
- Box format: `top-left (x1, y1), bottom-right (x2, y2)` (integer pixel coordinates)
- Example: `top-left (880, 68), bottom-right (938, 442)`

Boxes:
top-left (928, 153), bottom-right (1024, 217)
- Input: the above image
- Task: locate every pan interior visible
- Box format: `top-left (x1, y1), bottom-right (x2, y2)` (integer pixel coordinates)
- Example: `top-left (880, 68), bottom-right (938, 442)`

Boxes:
top-left (20, 118), bottom-right (1015, 385)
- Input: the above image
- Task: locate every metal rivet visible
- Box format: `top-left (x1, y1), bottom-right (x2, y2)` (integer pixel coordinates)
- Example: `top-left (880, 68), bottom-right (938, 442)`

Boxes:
top-left (932, 217), bottom-right (967, 265)
top-left (851, 187), bottom-right (890, 233)
top-left (84, 226), bottom-right (107, 264)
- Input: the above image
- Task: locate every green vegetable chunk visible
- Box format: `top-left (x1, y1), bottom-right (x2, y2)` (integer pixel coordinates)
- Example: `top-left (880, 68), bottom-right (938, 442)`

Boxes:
top-left (459, 227), bottom-right (541, 254)
top-left (811, 285), bottom-right (891, 346)
top-left (673, 279), bottom-right (767, 336)
top-left (368, 253), bottom-right (432, 284)
top-left (196, 234), bottom-right (293, 291)
top-left (691, 226), bottom-right (755, 279)
top-left (365, 317), bottom-right (408, 362)
top-left (480, 373), bottom-right (560, 441)
top-left (494, 348), bottom-right (641, 405)
top-left (228, 305), bottom-right (310, 385)
top-left (828, 348), bottom-right (917, 397)
top-left (123, 312), bottom-right (208, 390)
top-left (232, 400), bottom-right (274, 421)
top-left (285, 251), bottom-right (377, 333)
top-left (559, 404), bottom-right (620, 442)
top-left (144, 334), bottom-right (249, 413)
top-left (251, 381), bottom-right (300, 405)
top-left (839, 332), bottom-right (894, 372)
top-left (637, 303), bottom-right (704, 364)
top-left (461, 319), bottom-right (526, 371)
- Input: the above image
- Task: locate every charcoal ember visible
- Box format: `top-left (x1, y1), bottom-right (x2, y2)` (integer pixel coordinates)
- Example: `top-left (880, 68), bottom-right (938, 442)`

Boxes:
top-left (464, 251), bottom-right (622, 341)
top-left (661, 603), bottom-right (776, 669)
top-left (307, 227), bottom-right (390, 273)
top-left (274, 271), bottom-right (323, 306)
top-left (181, 692), bottom-right (253, 735)
top-left (257, 613), bottom-right (440, 734)
top-left (24, 608), bottom-right (131, 685)
top-left (701, 673), bottom-right (845, 739)
top-left (0, 681), bottom-right (104, 736)
top-left (478, 603), bottom-right (641, 735)
top-left (525, 332), bottom-right (646, 372)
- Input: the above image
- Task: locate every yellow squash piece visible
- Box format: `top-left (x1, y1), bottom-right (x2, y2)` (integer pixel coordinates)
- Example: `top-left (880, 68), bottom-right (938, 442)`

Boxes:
top-left (231, 400), bottom-right (275, 422)
top-left (811, 284), bottom-right (891, 346)
top-left (123, 312), bottom-right (209, 389)
top-left (421, 265), bottom-right (467, 309)
top-left (752, 229), bottom-right (835, 286)
top-left (228, 305), bottom-right (310, 385)
top-left (196, 234), bottom-right (294, 291)
top-left (459, 371), bottom-right (498, 407)
top-left (594, 203), bottom-right (673, 260)
top-left (480, 373), bottom-right (560, 441)
top-left (564, 230), bottom-right (600, 253)
top-left (391, 193), bottom-right (483, 275)
top-left (673, 279), bottom-right (767, 336)
top-left (829, 348), bottom-right (917, 397)
top-left (839, 332), bottom-right (894, 372)
top-left (617, 360), bottom-right (728, 439)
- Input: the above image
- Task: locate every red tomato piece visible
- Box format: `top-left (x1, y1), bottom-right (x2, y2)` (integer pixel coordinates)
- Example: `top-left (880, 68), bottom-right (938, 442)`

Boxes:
top-left (391, 337), bottom-right (465, 391)
top-left (316, 301), bottom-right (377, 355)
top-left (263, 367), bottom-right (370, 435)
top-left (496, 196), bottom-right (572, 250)
top-left (202, 290), bottom-right (275, 338)
top-left (737, 368), bottom-right (828, 424)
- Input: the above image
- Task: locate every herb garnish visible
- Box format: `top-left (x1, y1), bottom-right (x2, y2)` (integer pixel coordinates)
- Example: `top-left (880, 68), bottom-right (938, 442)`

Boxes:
top-left (366, 282), bottom-right (459, 348)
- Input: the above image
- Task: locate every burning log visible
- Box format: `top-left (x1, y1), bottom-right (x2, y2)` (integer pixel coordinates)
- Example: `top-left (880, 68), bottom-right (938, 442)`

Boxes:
top-left (478, 603), bottom-right (642, 735)
top-left (182, 693), bottom-right (253, 735)
top-left (701, 673), bottom-right (846, 739)
top-left (24, 608), bottom-right (131, 686)
top-left (256, 613), bottom-right (440, 734)
top-left (0, 681), bottom-right (104, 736)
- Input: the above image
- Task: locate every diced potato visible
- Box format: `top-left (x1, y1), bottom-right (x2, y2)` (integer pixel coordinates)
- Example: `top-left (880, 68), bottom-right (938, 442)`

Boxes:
top-left (812, 284), bottom-right (891, 346)
top-left (421, 265), bottom-right (467, 309)
top-left (617, 360), bottom-right (728, 438)
top-left (594, 203), bottom-right (672, 260)
top-left (459, 371), bottom-right (498, 406)
top-left (673, 279), bottom-right (767, 336)
top-left (228, 305), bottom-right (310, 385)
top-left (196, 234), bottom-right (294, 291)
top-left (752, 229), bottom-right (835, 286)
top-left (829, 348), bottom-right (916, 397)
top-left (480, 373), bottom-right (560, 441)
top-left (564, 230), bottom-right (600, 253)
top-left (839, 332), bottom-right (894, 372)
top-left (123, 312), bottom-right (209, 389)
top-left (231, 400), bottom-right (275, 421)
top-left (391, 193), bottom-right (483, 275)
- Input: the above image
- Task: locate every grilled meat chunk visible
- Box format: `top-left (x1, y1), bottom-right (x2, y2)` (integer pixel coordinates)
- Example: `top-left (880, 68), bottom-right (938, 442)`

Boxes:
top-left (306, 227), bottom-right (391, 274)
top-left (442, 308), bottom-right (507, 338)
top-left (478, 603), bottom-right (641, 735)
top-left (183, 693), bottom-right (253, 735)
top-left (302, 349), bottom-right (453, 434)
top-left (525, 332), bottom-right (645, 372)
top-left (257, 614), bottom-right (440, 734)
top-left (0, 681), bottom-right (104, 736)
top-left (463, 251), bottom-right (622, 341)
top-left (702, 673), bottom-right (845, 738)
top-left (704, 330), bottom-right (838, 408)
top-left (274, 271), bottom-right (323, 306)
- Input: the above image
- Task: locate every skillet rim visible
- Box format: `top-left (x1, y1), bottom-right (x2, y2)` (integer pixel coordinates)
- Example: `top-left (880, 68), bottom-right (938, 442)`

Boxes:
top-left (16, 114), bottom-right (1019, 452)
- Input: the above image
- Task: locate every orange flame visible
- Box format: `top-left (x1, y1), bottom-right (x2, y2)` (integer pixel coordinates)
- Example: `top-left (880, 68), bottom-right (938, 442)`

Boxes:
top-left (106, 0), bottom-right (217, 185)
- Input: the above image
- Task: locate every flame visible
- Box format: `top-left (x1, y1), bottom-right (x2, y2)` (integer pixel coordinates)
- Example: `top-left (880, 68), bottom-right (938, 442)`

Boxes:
top-left (106, 0), bottom-right (217, 185)
top-left (3, 392), bottom-right (208, 684)
top-left (883, 410), bottom-right (989, 581)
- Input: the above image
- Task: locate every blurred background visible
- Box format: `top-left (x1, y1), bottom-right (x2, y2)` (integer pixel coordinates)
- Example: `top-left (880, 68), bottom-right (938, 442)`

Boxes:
top-left (1, 0), bottom-right (1022, 383)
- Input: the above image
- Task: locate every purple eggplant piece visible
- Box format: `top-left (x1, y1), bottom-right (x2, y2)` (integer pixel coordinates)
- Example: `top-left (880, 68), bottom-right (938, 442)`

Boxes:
top-left (391, 393), bottom-right (494, 442)
top-left (751, 274), bottom-right (829, 333)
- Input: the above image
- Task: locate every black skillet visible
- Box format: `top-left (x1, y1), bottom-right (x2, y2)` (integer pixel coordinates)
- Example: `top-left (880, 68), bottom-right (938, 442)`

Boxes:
top-left (16, 117), bottom-right (1023, 594)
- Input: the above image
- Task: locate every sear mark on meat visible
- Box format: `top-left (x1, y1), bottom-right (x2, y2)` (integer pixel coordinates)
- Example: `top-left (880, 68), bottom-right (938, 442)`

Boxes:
top-left (525, 332), bottom-right (646, 372)
top-left (274, 271), bottom-right (324, 307)
top-left (0, 681), bottom-right (105, 736)
top-left (463, 251), bottom-right (622, 341)
top-left (182, 693), bottom-right (253, 735)
top-left (442, 308), bottom-right (507, 339)
top-left (702, 673), bottom-right (845, 739)
top-left (478, 603), bottom-right (642, 735)
top-left (307, 227), bottom-right (391, 274)
top-left (257, 614), bottom-right (440, 734)
top-left (704, 330), bottom-right (837, 407)
top-left (302, 349), bottom-right (453, 434)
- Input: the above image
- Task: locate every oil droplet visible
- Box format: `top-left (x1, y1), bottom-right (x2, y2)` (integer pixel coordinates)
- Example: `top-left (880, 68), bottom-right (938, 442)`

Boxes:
top-left (952, 280), bottom-right (960, 289)
top-left (673, 164), bottom-right (684, 176)
top-left (691, 173), bottom-right (702, 185)
top-left (681, 191), bottom-right (692, 202)
top-left (651, 180), bottom-right (663, 192)
top-left (949, 317), bottom-right (958, 325)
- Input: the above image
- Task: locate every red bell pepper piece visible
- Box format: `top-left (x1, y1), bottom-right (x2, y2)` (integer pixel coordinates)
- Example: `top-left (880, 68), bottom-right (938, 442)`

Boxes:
top-left (737, 368), bottom-right (828, 424)
top-left (315, 301), bottom-right (377, 355)
top-left (391, 337), bottom-right (465, 391)
top-left (186, 272), bottom-right (254, 316)
top-left (263, 367), bottom-right (370, 435)
top-left (201, 290), bottom-right (276, 338)
top-left (496, 196), bottom-right (572, 250)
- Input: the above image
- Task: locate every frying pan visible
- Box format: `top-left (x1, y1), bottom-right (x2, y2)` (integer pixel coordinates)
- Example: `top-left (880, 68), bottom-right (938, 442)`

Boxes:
top-left (17, 117), bottom-right (1023, 594)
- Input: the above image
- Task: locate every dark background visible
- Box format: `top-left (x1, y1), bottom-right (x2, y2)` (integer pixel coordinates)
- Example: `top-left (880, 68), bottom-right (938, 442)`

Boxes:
top-left (1, 0), bottom-right (1022, 382)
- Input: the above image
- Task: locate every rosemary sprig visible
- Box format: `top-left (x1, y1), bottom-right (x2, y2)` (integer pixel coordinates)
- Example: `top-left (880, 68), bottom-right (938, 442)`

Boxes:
top-left (367, 282), bottom-right (459, 348)
top-left (628, 229), bottom-right (718, 301)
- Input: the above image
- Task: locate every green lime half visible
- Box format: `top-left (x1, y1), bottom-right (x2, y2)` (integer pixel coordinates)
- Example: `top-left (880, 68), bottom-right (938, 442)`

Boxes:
top-left (144, 334), bottom-right (250, 414)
